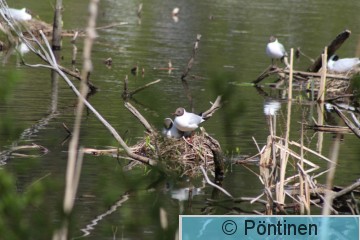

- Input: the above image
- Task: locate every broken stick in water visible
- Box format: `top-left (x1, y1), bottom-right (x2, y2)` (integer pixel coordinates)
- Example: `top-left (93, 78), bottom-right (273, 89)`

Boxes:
top-left (308, 29), bottom-right (351, 72)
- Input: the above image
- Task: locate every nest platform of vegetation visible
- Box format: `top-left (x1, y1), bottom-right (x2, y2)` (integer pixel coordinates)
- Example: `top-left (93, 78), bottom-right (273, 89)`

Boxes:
top-left (132, 129), bottom-right (222, 176)
top-left (84, 128), bottom-right (223, 178)
top-left (255, 66), bottom-right (359, 99)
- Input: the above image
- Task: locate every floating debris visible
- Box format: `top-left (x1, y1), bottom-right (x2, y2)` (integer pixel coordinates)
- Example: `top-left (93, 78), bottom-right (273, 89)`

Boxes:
top-left (104, 57), bottom-right (112, 68)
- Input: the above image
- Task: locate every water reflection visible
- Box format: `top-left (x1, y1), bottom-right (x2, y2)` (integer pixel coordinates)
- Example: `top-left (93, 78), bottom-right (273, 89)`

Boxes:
top-left (17, 42), bottom-right (30, 55)
top-left (171, 7), bottom-right (180, 23)
top-left (78, 193), bottom-right (130, 238)
top-left (263, 100), bottom-right (281, 116)
top-left (169, 185), bottom-right (204, 213)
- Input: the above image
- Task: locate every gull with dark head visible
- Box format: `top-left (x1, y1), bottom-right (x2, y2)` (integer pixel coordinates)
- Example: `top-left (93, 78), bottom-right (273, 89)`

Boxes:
top-left (172, 107), bottom-right (205, 132)
top-left (327, 55), bottom-right (360, 73)
top-left (266, 36), bottom-right (287, 66)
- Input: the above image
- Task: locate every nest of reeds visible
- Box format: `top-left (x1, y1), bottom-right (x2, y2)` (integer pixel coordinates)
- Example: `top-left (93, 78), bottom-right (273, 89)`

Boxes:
top-left (301, 74), bottom-right (353, 98)
top-left (130, 128), bottom-right (222, 177)
top-left (262, 68), bottom-right (358, 99)
top-left (325, 76), bottom-right (352, 96)
top-left (23, 19), bottom-right (53, 37)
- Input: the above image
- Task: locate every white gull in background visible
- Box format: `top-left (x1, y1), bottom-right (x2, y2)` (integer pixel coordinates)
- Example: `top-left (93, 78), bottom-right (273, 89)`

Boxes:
top-left (0, 8), bottom-right (32, 21)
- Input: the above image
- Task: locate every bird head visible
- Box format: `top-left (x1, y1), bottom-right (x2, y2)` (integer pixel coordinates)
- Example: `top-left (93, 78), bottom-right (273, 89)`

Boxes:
top-left (172, 107), bottom-right (185, 117)
top-left (269, 36), bottom-right (277, 43)
top-left (330, 55), bottom-right (339, 61)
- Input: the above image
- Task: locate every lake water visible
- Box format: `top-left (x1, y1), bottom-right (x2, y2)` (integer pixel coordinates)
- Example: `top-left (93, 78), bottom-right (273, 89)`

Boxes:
top-left (1, 0), bottom-right (360, 239)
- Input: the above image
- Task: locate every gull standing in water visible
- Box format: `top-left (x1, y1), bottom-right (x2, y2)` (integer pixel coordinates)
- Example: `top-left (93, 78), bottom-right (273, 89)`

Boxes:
top-left (266, 36), bottom-right (288, 66)
top-left (173, 107), bottom-right (205, 132)
top-left (327, 55), bottom-right (360, 73)
top-left (162, 118), bottom-right (183, 139)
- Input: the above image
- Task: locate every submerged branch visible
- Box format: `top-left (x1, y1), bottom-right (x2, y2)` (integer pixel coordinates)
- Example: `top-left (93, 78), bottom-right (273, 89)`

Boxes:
top-left (181, 34), bottom-right (201, 80)
top-left (130, 79), bottom-right (161, 96)
top-left (122, 76), bottom-right (161, 100)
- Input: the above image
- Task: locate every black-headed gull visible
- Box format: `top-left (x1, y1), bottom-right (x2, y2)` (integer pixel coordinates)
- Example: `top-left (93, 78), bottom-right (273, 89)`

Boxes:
top-left (327, 55), bottom-right (360, 73)
top-left (162, 118), bottom-right (183, 139)
top-left (173, 107), bottom-right (204, 132)
top-left (266, 36), bottom-right (287, 65)
top-left (0, 8), bottom-right (32, 21)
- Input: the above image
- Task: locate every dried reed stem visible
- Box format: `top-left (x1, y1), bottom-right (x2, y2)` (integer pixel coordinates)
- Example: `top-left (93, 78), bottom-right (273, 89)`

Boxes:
top-left (277, 99), bottom-right (292, 204)
top-left (316, 103), bottom-right (324, 154)
top-left (322, 134), bottom-right (341, 215)
top-left (299, 122), bottom-right (306, 214)
top-left (53, 1), bottom-right (98, 239)
top-left (317, 47), bottom-right (327, 102)
top-left (288, 48), bottom-right (294, 101)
